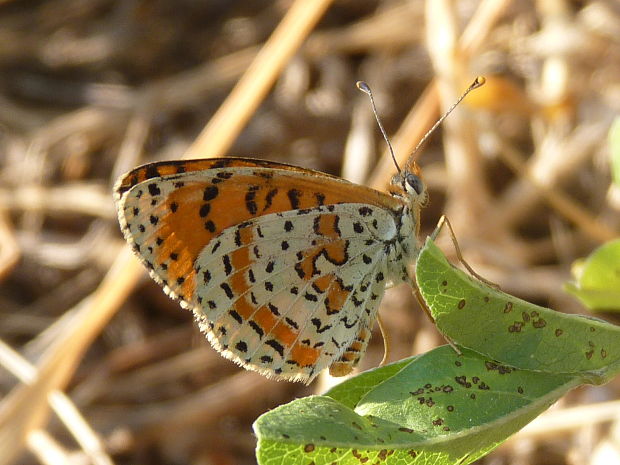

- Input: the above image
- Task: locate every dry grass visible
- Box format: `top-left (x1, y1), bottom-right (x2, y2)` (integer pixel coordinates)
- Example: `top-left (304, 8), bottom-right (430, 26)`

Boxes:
top-left (0, 0), bottom-right (619, 464)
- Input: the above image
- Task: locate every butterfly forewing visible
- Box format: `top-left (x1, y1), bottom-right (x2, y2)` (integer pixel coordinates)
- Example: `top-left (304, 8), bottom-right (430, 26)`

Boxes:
top-left (115, 158), bottom-right (406, 382)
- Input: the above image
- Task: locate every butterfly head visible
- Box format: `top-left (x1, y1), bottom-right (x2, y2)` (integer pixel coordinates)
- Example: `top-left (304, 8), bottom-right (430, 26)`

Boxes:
top-left (390, 161), bottom-right (428, 208)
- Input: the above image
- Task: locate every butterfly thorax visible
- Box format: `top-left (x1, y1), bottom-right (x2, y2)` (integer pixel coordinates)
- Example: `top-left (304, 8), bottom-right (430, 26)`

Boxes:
top-left (383, 167), bottom-right (428, 284)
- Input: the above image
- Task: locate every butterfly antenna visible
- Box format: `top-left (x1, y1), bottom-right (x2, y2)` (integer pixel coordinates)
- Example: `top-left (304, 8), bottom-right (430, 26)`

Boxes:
top-left (356, 81), bottom-right (401, 174)
top-left (407, 76), bottom-right (486, 168)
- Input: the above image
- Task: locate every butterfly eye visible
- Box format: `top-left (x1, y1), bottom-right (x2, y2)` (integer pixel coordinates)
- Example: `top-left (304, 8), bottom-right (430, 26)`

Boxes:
top-left (405, 173), bottom-right (424, 195)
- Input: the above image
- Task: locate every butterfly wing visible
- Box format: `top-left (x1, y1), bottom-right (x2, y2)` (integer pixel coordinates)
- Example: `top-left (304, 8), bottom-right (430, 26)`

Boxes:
top-left (115, 158), bottom-right (404, 382)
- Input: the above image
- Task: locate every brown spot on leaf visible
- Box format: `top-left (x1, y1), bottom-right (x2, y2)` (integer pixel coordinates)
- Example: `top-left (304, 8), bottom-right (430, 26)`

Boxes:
top-left (504, 302), bottom-right (513, 313)
top-left (458, 299), bottom-right (466, 309)
top-left (508, 322), bottom-right (523, 333)
top-left (304, 443), bottom-right (315, 453)
top-left (555, 329), bottom-right (563, 337)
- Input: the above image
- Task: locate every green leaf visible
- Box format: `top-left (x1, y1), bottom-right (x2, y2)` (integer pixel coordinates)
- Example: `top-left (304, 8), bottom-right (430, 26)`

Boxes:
top-left (415, 238), bottom-right (620, 384)
top-left (610, 117), bottom-right (620, 187)
top-left (254, 347), bottom-right (579, 465)
top-left (254, 239), bottom-right (620, 465)
top-left (565, 239), bottom-right (620, 312)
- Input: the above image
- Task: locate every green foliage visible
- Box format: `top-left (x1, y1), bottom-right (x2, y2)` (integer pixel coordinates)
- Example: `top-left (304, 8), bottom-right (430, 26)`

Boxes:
top-left (565, 239), bottom-right (620, 312)
top-left (418, 240), bottom-right (620, 382)
top-left (254, 239), bottom-right (620, 465)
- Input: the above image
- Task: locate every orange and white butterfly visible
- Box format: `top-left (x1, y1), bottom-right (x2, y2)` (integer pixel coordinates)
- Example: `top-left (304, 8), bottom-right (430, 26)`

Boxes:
top-left (114, 78), bottom-right (484, 383)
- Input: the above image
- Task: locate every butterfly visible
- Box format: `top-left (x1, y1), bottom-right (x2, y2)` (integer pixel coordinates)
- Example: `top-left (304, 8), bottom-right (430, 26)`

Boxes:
top-left (114, 78), bottom-right (484, 383)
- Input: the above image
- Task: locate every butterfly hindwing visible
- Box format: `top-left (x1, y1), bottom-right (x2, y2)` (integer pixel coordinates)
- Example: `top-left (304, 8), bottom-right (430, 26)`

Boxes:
top-left (191, 205), bottom-right (393, 382)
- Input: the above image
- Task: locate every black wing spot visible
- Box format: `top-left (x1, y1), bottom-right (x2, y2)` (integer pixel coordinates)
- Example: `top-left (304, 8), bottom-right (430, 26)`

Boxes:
top-left (204, 220), bottom-right (216, 232)
top-left (248, 320), bottom-right (265, 338)
top-left (148, 183), bottom-right (161, 196)
top-left (284, 220), bottom-right (294, 232)
top-left (268, 303), bottom-right (280, 315)
top-left (304, 292), bottom-right (318, 302)
top-left (287, 189), bottom-right (302, 209)
top-left (311, 318), bottom-right (332, 333)
top-left (285, 317), bottom-right (299, 329)
top-left (358, 206), bottom-right (372, 216)
top-left (253, 245), bottom-right (261, 258)
top-left (235, 341), bottom-right (248, 353)
top-left (294, 263), bottom-right (305, 279)
top-left (199, 203), bottom-right (210, 217)
top-left (170, 202), bottom-right (179, 213)
top-left (221, 282), bottom-right (234, 299)
top-left (263, 188), bottom-right (278, 211)
top-left (353, 222), bottom-right (364, 233)
top-left (222, 255), bottom-right (232, 275)
top-left (229, 309), bottom-right (243, 324)
top-left (144, 164), bottom-right (161, 179)
top-left (245, 188), bottom-right (258, 214)
top-left (203, 186), bottom-right (219, 201)
top-left (266, 339), bottom-right (285, 357)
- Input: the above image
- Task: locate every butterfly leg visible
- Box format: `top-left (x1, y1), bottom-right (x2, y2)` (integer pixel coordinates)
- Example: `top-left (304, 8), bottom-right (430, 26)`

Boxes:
top-left (431, 215), bottom-right (499, 289)
top-left (377, 314), bottom-right (391, 366)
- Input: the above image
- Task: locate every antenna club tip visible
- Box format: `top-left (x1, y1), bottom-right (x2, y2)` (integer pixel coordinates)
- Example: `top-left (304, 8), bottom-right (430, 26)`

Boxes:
top-left (472, 76), bottom-right (486, 88)
top-left (356, 80), bottom-right (371, 94)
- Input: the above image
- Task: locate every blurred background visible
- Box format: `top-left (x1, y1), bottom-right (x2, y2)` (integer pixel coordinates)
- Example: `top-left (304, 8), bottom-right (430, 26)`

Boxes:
top-left (0, 0), bottom-right (619, 464)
